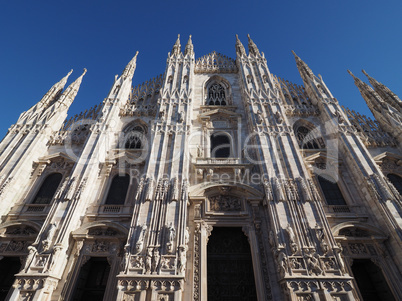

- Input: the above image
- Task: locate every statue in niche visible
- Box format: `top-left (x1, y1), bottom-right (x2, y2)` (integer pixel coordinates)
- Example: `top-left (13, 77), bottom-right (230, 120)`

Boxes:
top-left (256, 110), bottom-right (263, 124)
top-left (24, 246), bottom-right (37, 272)
top-left (159, 111), bottom-right (165, 122)
top-left (177, 246), bottom-right (187, 274)
top-left (178, 111), bottom-right (184, 123)
top-left (276, 250), bottom-right (288, 277)
top-left (152, 248), bottom-right (160, 273)
top-left (197, 145), bottom-right (203, 157)
top-left (166, 223), bottom-right (176, 253)
top-left (121, 244), bottom-right (130, 271)
top-left (275, 111), bottom-right (283, 124)
top-left (286, 224), bottom-right (298, 254)
top-left (268, 230), bottom-right (275, 247)
top-left (42, 222), bottom-right (57, 252)
top-left (184, 227), bottom-right (190, 246)
top-left (145, 248), bottom-right (152, 274)
top-left (136, 224), bottom-right (147, 253)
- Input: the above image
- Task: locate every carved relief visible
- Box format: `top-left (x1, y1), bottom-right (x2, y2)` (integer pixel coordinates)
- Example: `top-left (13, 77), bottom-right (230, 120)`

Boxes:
top-left (208, 195), bottom-right (241, 211)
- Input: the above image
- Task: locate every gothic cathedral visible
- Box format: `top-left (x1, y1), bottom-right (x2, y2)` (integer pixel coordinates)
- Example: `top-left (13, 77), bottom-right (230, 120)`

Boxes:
top-left (0, 35), bottom-right (401, 301)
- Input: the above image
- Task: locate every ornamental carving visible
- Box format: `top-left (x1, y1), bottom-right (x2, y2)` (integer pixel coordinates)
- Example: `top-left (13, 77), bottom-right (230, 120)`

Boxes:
top-left (5, 226), bottom-right (36, 236)
top-left (195, 51), bottom-right (237, 73)
top-left (208, 195), bottom-right (241, 211)
top-left (88, 228), bottom-right (117, 236)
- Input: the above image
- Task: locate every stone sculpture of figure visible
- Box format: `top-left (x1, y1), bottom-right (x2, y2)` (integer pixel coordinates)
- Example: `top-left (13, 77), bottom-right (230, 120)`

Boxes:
top-left (304, 252), bottom-right (322, 275)
top-left (275, 111), bottom-right (283, 124)
top-left (178, 111), bottom-right (184, 123)
top-left (136, 224), bottom-right (147, 253)
top-left (168, 223), bottom-right (176, 243)
top-left (276, 250), bottom-right (288, 277)
top-left (256, 110), bottom-right (263, 124)
top-left (145, 248), bottom-right (152, 274)
top-left (121, 244), bottom-right (130, 271)
top-left (184, 227), bottom-right (190, 247)
top-left (177, 246), bottom-right (187, 274)
top-left (24, 246), bottom-right (37, 272)
top-left (45, 222), bottom-right (57, 241)
top-left (286, 224), bottom-right (297, 254)
top-left (269, 230), bottom-right (275, 248)
top-left (47, 245), bottom-right (62, 272)
top-left (197, 145), bottom-right (203, 158)
top-left (152, 248), bottom-right (160, 274)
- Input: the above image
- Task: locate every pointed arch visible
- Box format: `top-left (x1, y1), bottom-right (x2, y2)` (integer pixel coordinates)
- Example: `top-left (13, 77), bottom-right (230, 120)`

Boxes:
top-left (203, 75), bottom-right (232, 106)
top-left (104, 174), bottom-right (130, 205)
top-left (120, 120), bottom-right (148, 149)
top-left (387, 173), bottom-right (402, 195)
top-left (293, 119), bottom-right (325, 150)
top-left (32, 173), bottom-right (63, 204)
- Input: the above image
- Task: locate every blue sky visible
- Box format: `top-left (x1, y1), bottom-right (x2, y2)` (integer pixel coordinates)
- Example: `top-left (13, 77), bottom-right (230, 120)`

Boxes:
top-left (1, 1), bottom-right (401, 139)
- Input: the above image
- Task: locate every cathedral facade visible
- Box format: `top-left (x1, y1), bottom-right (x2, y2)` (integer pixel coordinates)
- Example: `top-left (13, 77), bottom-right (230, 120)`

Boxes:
top-left (0, 34), bottom-right (401, 301)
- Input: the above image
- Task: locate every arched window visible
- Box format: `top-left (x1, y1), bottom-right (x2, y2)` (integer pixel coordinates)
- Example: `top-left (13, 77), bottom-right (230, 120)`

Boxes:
top-left (211, 133), bottom-right (231, 158)
top-left (105, 174), bottom-right (130, 205)
top-left (294, 125), bottom-right (325, 149)
top-left (32, 173), bottom-right (63, 204)
top-left (207, 83), bottom-right (226, 105)
top-left (387, 174), bottom-right (402, 195)
top-left (317, 176), bottom-right (347, 205)
top-left (124, 126), bottom-right (144, 149)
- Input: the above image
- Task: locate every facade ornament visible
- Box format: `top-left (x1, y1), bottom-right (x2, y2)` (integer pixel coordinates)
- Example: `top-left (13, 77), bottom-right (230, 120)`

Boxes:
top-left (24, 246), bottom-right (37, 272)
top-left (170, 178), bottom-right (179, 202)
top-left (42, 222), bottom-right (57, 252)
top-left (304, 251), bottom-right (323, 275)
top-left (177, 246), bottom-right (187, 275)
top-left (276, 249), bottom-right (288, 277)
top-left (286, 224), bottom-right (298, 254)
top-left (274, 178), bottom-right (285, 201)
top-left (135, 224), bottom-right (147, 253)
top-left (121, 244), bottom-right (130, 272)
top-left (256, 110), bottom-right (263, 124)
top-left (145, 247), bottom-right (152, 274)
top-left (166, 223), bottom-right (176, 253)
top-left (145, 177), bottom-right (154, 201)
top-left (274, 111), bottom-right (283, 124)
top-left (152, 248), bottom-right (160, 274)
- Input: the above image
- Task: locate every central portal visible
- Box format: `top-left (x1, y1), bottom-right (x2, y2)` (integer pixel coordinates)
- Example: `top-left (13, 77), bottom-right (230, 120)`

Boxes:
top-left (207, 227), bottom-right (257, 301)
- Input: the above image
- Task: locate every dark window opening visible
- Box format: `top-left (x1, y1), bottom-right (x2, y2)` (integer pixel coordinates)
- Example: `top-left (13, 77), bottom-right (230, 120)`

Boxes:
top-left (0, 257), bottom-right (21, 301)
top-left (71, 257), bottom-right (111, 301)
top-left (124, 126), bottom-right (144, 149)
top-left (207, 227), bottom-right (257, 301)
top-left (295, 126), bottom-right (324, 149)
top-left (387, 174), bottom-right (402, 196)
top-left (32, 173), bottom-right (62, 204)
top-left (105, 174), bottom-right (130, 205)
top-left (211, 133), bottom-right (231, 158)
top-left (317, 176), bottom-right (347, 205)
top-left (352, 259), bottom-right (395, 301)
top-left (207, 83), bottom-right (226, 106)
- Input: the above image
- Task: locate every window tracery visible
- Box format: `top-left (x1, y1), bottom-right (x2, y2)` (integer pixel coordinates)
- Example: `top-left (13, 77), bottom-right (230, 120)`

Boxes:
top-left (123, 125), bottom-right (145, 149)
top-left (294, 125), bottom-right (325, 149)
top-left (207, 83), bottom-right (226, 106)
top-left (387, 174), bottom-right (402, 195)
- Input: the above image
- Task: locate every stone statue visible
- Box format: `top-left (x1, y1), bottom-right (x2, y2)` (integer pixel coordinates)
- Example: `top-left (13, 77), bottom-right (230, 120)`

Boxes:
top-left (145, 248), bottom-right (152, 274)
top-left (286, 224), bottom-right (298, 254)
top-left (152, 248), bottom-right (160, 273)
top-left (24, 246), bottom-right (37, 272)
top-left (177, 246), bottom-right (187, 274)
top-left (136, 224), bottom-right (147, 253)
top-left (166, 223), bottom-right (176, 253)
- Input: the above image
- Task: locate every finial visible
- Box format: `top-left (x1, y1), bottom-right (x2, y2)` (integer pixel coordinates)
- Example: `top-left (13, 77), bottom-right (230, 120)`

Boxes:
top-left (247, 34), bottom-right (260, 56)
top-left (347, 70), bottom-right (355, 77)
top-left (171, 34), bottom-right (181, 56)
top-left (235, 34), bottom-right (246, 57)
top-left (362, 69), bottom-right (369, 77)
top-left (82, 68), bottom-right (87, 76)
top-left (185, 34), bottom-right (194, 56)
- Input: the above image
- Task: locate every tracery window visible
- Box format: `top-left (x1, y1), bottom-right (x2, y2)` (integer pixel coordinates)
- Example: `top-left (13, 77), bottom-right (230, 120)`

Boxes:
top-left (210, 132), bottom-right (231, 158)
top-left (317, 176), bottom-right (347, 205)
top-left (207, 83), bottom-right (226, 105)
top-left (387, 174), bottom-right (402, 195)
top-left (295, 125), bottom-right (325, 149)
top-left (32, 173), bottom-right (63, 204)
top-left (105, 174), bottom-right (130, 205)
top-left (124, 125), bottom-right (144, 149)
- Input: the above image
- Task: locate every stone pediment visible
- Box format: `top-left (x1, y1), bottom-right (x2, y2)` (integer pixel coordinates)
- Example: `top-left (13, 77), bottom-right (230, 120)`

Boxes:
top-left (198, 108), bottom-right (240, 120)
top-left (195, 51), bottom-right (237, 73)
top-left (37, 152), bottom-right (75, 164)
top-left (373, 151), bottom-right (402, 164)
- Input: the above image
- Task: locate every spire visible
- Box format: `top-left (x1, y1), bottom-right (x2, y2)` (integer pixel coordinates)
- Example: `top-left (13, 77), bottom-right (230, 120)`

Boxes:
top-left (171, 34), bottom-right (181, 56)
top-left (57, 69), bottom-right (87, 106)
top-left (247, 34), bottom-right (260, 56)
top-left (292, 50), bottom-right (315, 80)
top-left (235, 34), bottom-right (246, 57)
top-left (39, 69), bottom-right (73, 108)
top-left (184, 35), bottom-right (194, 56)
top-left (348, 70), bottom-right (385, 113)
top-left (122, 51), bottom-right (139, 80)
top-left (362, 69), bottom-right (402, 110)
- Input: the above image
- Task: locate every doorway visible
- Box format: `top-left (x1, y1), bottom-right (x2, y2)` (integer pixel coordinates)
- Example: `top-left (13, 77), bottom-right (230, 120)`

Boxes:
top-left (0, 257), bottom-right (21, 301)
top-left (207, 227), bottom-right (257, 301)
top-left (351, 259), bottom-right (395, 301)
top-left (71, 257), bottom-right (111, 301)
